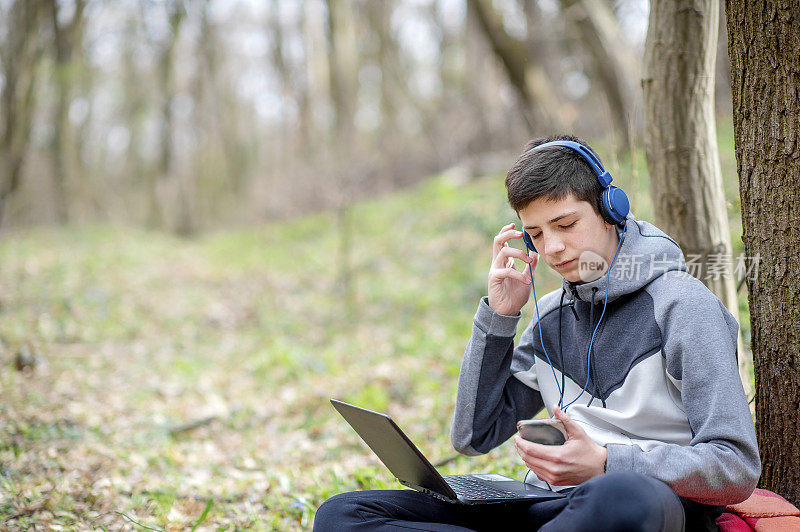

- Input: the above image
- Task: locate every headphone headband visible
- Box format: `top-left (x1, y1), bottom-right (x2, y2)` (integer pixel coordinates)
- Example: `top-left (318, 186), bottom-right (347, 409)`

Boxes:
top-left (527, 140), bottom-right (613, 188)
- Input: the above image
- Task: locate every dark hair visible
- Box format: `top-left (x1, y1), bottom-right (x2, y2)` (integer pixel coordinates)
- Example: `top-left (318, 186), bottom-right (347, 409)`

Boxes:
top-left (505, 134), bottom-right (604, 214)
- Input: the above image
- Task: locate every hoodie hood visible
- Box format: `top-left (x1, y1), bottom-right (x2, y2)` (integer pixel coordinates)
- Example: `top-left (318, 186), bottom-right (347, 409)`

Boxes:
top-left (562, 212), bottom-right (686, 304)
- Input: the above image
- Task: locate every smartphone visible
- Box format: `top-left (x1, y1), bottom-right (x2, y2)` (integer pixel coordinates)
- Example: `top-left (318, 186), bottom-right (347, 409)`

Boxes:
top-left (517, 418), bottom-right (567, 445)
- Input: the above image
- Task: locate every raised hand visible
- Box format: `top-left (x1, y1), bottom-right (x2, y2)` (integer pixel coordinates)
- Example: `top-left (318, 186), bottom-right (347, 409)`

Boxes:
top-left (487, 223), bottom-right (538, 316)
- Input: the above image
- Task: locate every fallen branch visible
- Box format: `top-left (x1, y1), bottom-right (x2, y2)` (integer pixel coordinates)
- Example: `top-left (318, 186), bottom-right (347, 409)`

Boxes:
top-left (168, 415), bottom-right (218, 436)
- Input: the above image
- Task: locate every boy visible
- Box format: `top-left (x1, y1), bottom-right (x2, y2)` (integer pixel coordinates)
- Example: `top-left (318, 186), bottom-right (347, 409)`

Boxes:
top-left (314, 135), bottom-right (760, 531)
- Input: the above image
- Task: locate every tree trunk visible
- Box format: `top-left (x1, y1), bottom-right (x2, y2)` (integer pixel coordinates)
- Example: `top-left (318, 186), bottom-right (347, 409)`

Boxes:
top-left (48, 0), bottom-right (86, 223)
top-left (326, 0), bottom-right (360, 316)
top-left (121, 16), bottom-right (149, 226)
top-left (325, 0), bottom-right (358, 148)
top-left (151, 1), bottom-right (186, 231)
top-left (726, 0), bottom-right (800, 506)
top-left (0, 0), bottom-right (46, 224)
top-left (469, 0), bottom-right (566, 133)
top-left (365, 0), bottom-right (400, 142)
top-left (199, 3), bottom-right (246, 199)
top-left (560, 0), bottom-right (640, 148)
top-left (301, 0), bottom-right (330, 155)
top-left (642, 0), bottom-right (750, 393)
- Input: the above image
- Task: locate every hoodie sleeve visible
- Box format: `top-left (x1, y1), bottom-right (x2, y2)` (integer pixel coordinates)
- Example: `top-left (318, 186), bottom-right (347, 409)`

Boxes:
top-left (450, 297), bottom-right (545, 456)
top-left (605, 275), bottom-right (761, 505)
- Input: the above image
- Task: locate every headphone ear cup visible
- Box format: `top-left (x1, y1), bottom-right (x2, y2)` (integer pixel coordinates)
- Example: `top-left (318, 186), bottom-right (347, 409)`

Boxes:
top-left (522, 232), bottom-right (536, 253)
top-left (599, 186), bottom-right (630, 226)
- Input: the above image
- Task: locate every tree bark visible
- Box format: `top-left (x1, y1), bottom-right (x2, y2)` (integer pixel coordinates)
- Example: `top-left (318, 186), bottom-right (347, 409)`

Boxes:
top-left (726, 0), bottom-right (800, 506)
top-left (642, 0), bottom-right (750, 392)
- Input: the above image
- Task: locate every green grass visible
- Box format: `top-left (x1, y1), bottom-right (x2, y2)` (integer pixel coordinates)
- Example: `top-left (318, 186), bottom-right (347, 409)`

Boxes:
top-left (0, 123), bottom-right (751, 530)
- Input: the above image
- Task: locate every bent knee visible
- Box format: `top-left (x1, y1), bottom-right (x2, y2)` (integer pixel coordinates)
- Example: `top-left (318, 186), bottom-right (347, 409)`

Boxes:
top-left (313, 492), bottom-right (366, 531)
top-left (572, 472), bottom-right (683, 531)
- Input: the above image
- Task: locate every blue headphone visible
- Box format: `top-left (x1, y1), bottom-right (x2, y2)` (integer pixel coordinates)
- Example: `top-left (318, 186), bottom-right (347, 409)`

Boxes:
top-left (516, 140), bottom-right (628, 413)
top-left (520, 140), bottom-right (630, 253)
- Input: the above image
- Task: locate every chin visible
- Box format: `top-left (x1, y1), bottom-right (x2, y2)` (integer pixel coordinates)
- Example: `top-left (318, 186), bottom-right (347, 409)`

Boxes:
top-left (561, 270), bottom-right (582, 283)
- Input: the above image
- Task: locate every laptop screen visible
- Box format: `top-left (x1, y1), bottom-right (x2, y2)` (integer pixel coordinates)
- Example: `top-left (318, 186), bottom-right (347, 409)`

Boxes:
top-left (331, 399), bottom-right (456, 497)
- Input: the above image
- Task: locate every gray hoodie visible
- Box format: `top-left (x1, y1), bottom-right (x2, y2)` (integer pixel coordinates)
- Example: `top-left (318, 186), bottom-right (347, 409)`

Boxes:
top-left (450, 213), bottom-right (760, 505)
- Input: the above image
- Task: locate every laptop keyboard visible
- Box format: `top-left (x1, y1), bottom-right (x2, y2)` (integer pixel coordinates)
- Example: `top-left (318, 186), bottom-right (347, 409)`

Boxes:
top-left (444, 475), bottom-right (520, 500)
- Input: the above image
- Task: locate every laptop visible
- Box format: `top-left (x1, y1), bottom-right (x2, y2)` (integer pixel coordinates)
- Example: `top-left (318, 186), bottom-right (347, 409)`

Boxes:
top-left (330, 399), bottom-right (565, 505)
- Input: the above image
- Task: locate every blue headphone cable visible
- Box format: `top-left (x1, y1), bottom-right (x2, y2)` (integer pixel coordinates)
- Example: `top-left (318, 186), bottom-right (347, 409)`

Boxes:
top-left (527, 221), bottom-right (627, 414)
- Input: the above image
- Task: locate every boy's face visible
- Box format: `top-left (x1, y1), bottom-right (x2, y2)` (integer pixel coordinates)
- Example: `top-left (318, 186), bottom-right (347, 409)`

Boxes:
top-left (518, 193), bottom-right (619, 283)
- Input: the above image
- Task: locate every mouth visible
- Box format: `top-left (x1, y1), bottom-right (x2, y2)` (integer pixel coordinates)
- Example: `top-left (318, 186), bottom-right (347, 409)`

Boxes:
top-left (553, 258), bottom-right (576, 269)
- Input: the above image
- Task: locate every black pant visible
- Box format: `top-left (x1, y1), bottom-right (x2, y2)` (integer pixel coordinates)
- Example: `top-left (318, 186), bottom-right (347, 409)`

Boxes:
top-left (313, 472), bottom-right (696, 531)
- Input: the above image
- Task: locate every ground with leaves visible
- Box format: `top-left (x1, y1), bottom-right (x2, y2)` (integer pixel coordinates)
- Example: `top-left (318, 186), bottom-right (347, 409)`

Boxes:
top-left (0, 136), bottom-right (750, 530)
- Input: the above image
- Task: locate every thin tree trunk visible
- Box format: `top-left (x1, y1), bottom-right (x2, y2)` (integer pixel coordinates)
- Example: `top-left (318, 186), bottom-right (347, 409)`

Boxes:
top-left (199, 4), bottom-right (241, 194)
top-left (151, 1), bottom-right (186, 231)
top-left (326, 0), bottom-right (360, 316)
top-left (0, 0), bottom-right (46, 224)
top-left (470, 0), bottom-right (566, 133)
top-left (326, 0), bottom-right (358, 147)
top-left (726, 0), bottom-right (800, 506)
top-left (121, 15), bottom-right (148, 225)
top-left (560, 0), bottom-right (640, 148)
top-left (643, 0), bottom-right (750, 393)
top-left (302, 0), bottom-right (329, 156)
top-left (365, 0), bottom-right (399, 141)
top-left (48, 0), bottom-right (85, 223)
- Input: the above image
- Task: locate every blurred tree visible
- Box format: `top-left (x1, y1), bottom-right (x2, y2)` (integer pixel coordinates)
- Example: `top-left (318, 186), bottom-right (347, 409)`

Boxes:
top-left (326, 0), bottom-right (361, 315)
top-left (268, 0), bottom-right (295, 180)
top-left (559, 0), bottom-right (639, 148)
top-left (470, 0), bottom-right (566, 132)
top-left (154, 0), bottom-right (188, 233)
top-left (121, 14), bottom-right (150, 225)
top-left (326, 0), bottom-right (358, 150)
top-left (642, 0), bottom-right (749, 391)
top-left (714, 1), bottom-right (732, 115)
top-left (198, 0), bottom-right (246, 198)
top-left (0, 0), bottom-right (654, 230)
top-left (302, 0), bottom-right (330, 156)
top-left (726, 0), bottom-right (800, 506)
top-left (47, 0), bottom-right (86, 223)
top-left (0, 0), bottom-right (47, 224)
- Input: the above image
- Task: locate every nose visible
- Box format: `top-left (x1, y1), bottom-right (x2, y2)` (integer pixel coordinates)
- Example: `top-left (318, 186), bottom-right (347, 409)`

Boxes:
top-left (542, 232), bottom-right (566, 256)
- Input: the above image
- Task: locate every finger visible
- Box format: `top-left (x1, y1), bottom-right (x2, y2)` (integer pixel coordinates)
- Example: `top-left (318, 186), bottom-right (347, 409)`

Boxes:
top-left (492, 229), bottom-right (524, 257)
top-left (515, 446), bottom-right (560, 482)
top-left (493, 245), bottom-right (533, 269)
top-left (520, 455), bottom-right (558, 480)
top-left (520, 251), bottom-right (538, 276)
top-left (491, 267), bottom-right (531, 285)
top-left (530, 251), bottom-right (540, 268)
top-left (519, 251), bottom-right (538, 275)
top-left (553, 407), bottom-right (584, 439)
top-left (515, 434), bottom-right (562, 462)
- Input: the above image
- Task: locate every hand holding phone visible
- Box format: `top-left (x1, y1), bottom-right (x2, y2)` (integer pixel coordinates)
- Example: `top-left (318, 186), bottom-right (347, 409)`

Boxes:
top-left (517, 418), bottom-right (567, 445)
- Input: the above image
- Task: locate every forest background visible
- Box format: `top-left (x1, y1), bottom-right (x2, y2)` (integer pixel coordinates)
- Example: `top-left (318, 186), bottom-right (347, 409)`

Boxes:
top-left (0, 0), bottom-right (775, 530)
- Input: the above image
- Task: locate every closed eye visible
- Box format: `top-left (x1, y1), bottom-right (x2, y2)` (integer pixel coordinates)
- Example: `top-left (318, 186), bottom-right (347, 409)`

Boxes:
top-left (530, 220), bottom-right (575, 239)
